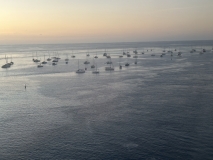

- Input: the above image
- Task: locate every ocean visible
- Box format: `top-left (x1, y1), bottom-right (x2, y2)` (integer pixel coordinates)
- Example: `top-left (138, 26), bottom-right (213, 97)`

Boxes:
top-left (0, 41), bottom-right (213, 160)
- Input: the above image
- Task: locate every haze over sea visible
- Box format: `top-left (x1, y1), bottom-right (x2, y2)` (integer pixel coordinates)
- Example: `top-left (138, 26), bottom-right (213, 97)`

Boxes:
top-left (0, 40), bottom-right (213, 160)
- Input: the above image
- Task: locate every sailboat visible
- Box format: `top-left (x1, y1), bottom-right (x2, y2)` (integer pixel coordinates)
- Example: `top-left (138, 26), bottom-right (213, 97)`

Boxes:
top-left (84, 55), bottom-right (90, 64)
top-left (103, 49), bottom-right (107, 56)
top-left (42, 55), bottom-right (47, 64)
top-left (105, 58), bottom-right (114, 71)
top-left (32, 53), bottom-right (35, 61)
top-left (125, 56), bottom-right (130, 66)
top-left (123, 49), bottom-right (126, 55)
top-left (37, 59), bottom-right (43, 67)
top-left (1, 55), bottom-right (11, 68)
top-left (76, 60), bottom-right (85, 73)
top-left (106, 54), bottom-right (111, 58)
top-left (133, 49), bottom-right (138, 54)
top-left (127, 53), bottom-right (131, 57)
top-left (84, 60), bottom-right (90, 64)
top-left (52, 58), bottom-right (58, 63)
top-left (134, 56), bottom-right (137, 64)
top-left (177, 52), bottom-right (182, 56)
top-left (65, 54), bottom-right (69, 64)
top-left (71, 51), bottom-right (75, 58)
top-left (86, 52), bottom-right (90, 57)
top-left (119, 56), bottom-right (122, 69)
top-left (92, 61), bottom-right (99, 74)
top-left (47, 52), bottom-right (51, 61)
top-left (91, 58), bottom-right (95, 68)
top-left (10, 55), bottom-right (14, 65)
top-left (37, 64), bottom-right (43, 67)
top-left (33, 52), bottom-right (40, 62)
top-left (94, 51), bottom-right (98, 58)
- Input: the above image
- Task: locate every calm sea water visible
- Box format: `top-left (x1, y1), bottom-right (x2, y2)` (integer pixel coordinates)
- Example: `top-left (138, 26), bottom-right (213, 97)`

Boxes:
top-left (0, 41), bottom-right (213, 160)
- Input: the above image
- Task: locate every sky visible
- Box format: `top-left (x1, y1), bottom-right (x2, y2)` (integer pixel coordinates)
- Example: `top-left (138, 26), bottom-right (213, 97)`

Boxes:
top-left (0, 0), bottom-right (213, 44)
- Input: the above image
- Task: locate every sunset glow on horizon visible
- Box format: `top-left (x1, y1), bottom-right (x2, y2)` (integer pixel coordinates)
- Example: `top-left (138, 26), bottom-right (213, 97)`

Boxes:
top-left (0, 0), bottom-right (213, 44)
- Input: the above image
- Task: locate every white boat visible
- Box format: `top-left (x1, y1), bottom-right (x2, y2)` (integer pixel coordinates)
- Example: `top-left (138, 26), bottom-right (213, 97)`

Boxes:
top-left (133, 50), bottom-right (138, 54)
top-left (52, 59), bottom-right (58, 62)
top-left (105, 58), bottom-right (114, 71)
top-left (42, 55), bottom-right (47, 64)
top-left (125, 54), bottom-right (130, 66)
top-left (91, 58), bottom-right (95, 68)
top-left (76, 68), bottom-right (85, 73)
top-left (71, 51), bottom-right (75, 58)
top-left (86, 51), bottom-right (90, 57)
top-left (106, 61), bottom-right (112, 64)
top-left (92, 70), bottom-right (99, 74)
top-left (47, 52), bottom-right (51, 61)
top-left (105, 66), bottom-right (114, 70)
top-left (103, 49), bottom-right (107, 56)
top-left (94, 53), bottom-right (98, 58)
top-left (92, 62), bottom-right (99, 74)
top-left (65, 54), bottom-right (69, 61)
top-left (76, 60), bottom-right (85, 73)
top-left (33, 52), bottom-right (40, 62)
top-left (125, 63), bottom-right (130, 66)
top-left (84, 61), bottom-right (90, 64)
top-left (177, 52), bottom-right (182, 56)
top-left (33, 59), bottom-right (40, 62)
top-left (76, 69), bottom-right (85, 73)
top-left (37, 63), bottom-right (43, 68)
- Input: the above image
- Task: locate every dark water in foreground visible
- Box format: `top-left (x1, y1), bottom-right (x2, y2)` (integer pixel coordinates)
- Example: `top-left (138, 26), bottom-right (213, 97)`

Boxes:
top-left (0, 41), bottom-right (213, 159)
